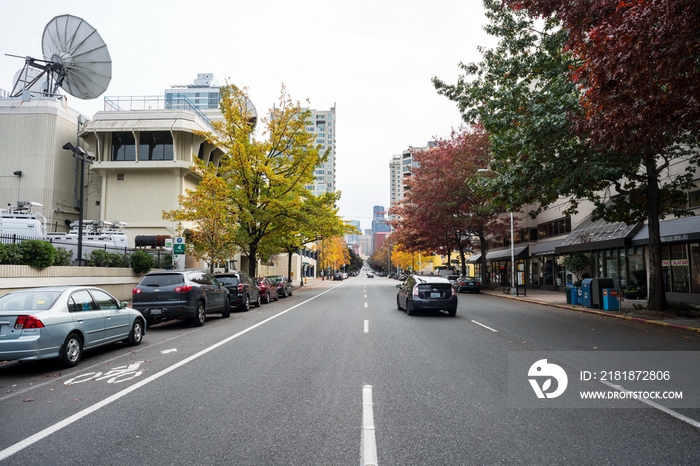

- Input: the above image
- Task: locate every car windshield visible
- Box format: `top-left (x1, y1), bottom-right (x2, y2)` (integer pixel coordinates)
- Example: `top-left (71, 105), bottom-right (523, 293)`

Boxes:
top-left (0, 290), bottom-right (62, 311)
top-left (139, 274), bottom-right (184, 287)
top-left (267, 276), bottom-right (282, 284)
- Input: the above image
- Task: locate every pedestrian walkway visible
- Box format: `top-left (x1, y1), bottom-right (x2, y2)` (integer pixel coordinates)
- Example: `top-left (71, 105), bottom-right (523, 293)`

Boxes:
top-left (480, 288), bottom-right (700, 333)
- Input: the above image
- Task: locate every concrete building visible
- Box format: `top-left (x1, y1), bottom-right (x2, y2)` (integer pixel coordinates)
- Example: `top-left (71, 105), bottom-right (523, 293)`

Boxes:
top-left (304, 106), bottom-right (336, 196)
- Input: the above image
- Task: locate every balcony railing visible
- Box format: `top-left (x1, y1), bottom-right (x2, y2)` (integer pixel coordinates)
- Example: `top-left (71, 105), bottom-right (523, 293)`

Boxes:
top-left (102, 95), bottom-right (215, 131)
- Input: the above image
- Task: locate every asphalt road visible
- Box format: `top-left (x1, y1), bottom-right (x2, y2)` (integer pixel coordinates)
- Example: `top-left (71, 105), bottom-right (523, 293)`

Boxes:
top-left (1, 274), bottom-right (699, 465)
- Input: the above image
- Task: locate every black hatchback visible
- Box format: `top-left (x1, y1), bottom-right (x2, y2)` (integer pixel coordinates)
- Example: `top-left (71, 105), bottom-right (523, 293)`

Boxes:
top-left (132, 269), bottom-right (229, 327)
top-left (214, 272), bottom-right (261, 311)
top-left (396, 275), bottom-right (458, 316)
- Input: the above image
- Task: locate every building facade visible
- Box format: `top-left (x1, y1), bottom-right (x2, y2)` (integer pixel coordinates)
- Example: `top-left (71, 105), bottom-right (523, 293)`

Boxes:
top-left (304, 106), bottom-right (336, 196)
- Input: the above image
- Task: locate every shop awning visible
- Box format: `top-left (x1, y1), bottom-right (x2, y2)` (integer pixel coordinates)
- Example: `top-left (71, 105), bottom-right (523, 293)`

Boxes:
top-left (631, 216), bottom-right (700, 246)
top-left (466, 253), bottom-right (481, 263)
top-left (485, 246), bottom-right (529, 262)
top-left (531, 239), bottom-right (565, 256)
top-left (556, 217), bottom-right (641, 254)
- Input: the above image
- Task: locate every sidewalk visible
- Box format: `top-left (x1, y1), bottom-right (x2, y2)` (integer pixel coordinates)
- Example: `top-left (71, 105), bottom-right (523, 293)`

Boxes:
top-left (481, 288), bottom-right (700, 333)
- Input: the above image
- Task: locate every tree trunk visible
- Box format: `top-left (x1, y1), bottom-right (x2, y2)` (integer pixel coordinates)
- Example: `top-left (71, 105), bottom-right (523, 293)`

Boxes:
top-left (645, 159), bottom-right (668, 311)
top-left (287, 250), bottom-right (293, 282)
top-left (247, 243), bottom-right (258, 278)
top-left (479, 233), bottom-right (490, 286)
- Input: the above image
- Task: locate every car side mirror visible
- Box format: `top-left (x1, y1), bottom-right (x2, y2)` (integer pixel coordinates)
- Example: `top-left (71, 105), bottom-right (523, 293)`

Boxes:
top-left (120, 301), bottom-right (128, 309)
top-left (396, 284), bottom-right (401, 289)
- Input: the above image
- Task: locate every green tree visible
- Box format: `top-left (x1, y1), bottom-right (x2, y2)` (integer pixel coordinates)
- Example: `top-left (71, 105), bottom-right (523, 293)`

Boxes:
top-left (197, 83), bottom-right (324, 277)
top-left (163, 158), bottom-right (238, 273)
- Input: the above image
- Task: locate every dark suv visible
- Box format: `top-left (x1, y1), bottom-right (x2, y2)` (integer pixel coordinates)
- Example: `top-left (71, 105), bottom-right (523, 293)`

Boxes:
top-left (132, 269), bottom-right (229, 327)
top-left (215, 272), bottom-right (261, 311)
top-left (396, 274), bottom-right (458, 316)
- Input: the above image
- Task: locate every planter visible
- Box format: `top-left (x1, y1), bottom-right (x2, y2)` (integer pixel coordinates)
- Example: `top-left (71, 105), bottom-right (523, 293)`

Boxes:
top-left (624, 291), bottom-right (639, 300)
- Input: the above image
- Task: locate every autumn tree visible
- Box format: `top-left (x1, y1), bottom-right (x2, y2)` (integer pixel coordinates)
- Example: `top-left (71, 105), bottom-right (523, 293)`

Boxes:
top-left (196, 83), bottom-right (324, 278)
top-left (318, 236), bottom-right (350, 276)
top-left (163, 158), bottom-right (237, 272)
top-left (390, 126), bottom-right (509, 283)
top-left (434, 0), bottom-right (700, 310)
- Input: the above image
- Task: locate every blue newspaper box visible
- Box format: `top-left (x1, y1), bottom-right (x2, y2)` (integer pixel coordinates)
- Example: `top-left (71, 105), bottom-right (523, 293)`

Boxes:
top-left (580, 278), bottom-right (593, 308)
top-left (570, 287), bottom-right (579, 305)
top-left (602, 289), bottom-right (620, 311)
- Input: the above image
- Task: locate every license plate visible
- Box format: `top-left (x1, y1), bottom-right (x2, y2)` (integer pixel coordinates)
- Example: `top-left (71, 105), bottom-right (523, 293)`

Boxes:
top-left (149, 308), bottom-right (162, 315)
top-left (431, 292), bottom-right (440, 298)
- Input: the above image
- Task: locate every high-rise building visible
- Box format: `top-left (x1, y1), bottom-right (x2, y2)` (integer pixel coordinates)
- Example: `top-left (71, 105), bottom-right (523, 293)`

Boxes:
top-left (372, 205), bottom-right (391, 234)
top-left (388, 142), bottom-right (435, 219)
top-left (304, 106), bottom-right (337, 196)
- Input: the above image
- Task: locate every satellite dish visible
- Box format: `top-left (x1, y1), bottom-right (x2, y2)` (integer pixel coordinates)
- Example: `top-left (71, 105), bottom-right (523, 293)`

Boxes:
top-left (7, 14), bottom-right (111, 100)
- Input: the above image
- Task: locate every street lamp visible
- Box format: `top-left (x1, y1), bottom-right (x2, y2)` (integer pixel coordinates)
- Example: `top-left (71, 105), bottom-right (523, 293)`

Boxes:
top-left (476, 168), bottom-right (516, 295)
top-left (62, 141), bottom-right (94, 266)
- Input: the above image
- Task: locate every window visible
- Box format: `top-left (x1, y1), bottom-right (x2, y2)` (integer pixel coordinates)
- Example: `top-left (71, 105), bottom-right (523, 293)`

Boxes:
top-left (689, 189), bottom-right (700, 208)
top-left (90, 289), bottom-right (119, 310)
top-left (139, 132), bottom-right (173, 161)
top-left (69, 290), bottom-right (97, 312)
top-left (537, 217), bottom-right (571, 239)
top-left (117, 173), bottom-right (124, 181)
top-left (111, 132), bottom-right (136, 161)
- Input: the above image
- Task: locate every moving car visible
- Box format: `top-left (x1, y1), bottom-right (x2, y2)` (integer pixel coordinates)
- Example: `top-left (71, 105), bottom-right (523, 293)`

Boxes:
top-left (267, 275), bottom-right (293, 298)
top-left (367, 271), bottom-right (374, 278)
top-left (0, 286), bottom-right (145, 367)
top-left (255, 277), bottom-right (278, 304)
top-left (215, 271), bottom-right (261, 311)
top-left (456, 276), bottom-right (481, 293)
top-left (132, 269), bottom-right (229, 327)
top-left (396, 275), bottom-right (458, 316)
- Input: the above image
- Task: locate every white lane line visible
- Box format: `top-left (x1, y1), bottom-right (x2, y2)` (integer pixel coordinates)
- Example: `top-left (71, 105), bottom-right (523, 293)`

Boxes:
top-left (0, 284), bottom-right (343, 462)
top-left (364, 295), bottom-right (367, 298)
top-left (365, 303), bottom-right (368, 308)
top-left (471, 320), bottom-right (498, 332)
top-left (364, 320), bottom-right (369, 333)
top-left (601, 381), bottom-right (700, 429)
top-left (362, 385), bottom-right (378, 466)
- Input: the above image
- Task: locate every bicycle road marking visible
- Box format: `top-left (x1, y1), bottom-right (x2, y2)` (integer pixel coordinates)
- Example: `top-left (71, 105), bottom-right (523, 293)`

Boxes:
top-left (0, 284), bottom-right (342, 462)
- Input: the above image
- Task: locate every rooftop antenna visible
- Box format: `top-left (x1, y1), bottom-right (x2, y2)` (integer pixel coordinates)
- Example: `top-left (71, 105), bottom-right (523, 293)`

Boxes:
top-left (7, 14), bottom-right (112, 100)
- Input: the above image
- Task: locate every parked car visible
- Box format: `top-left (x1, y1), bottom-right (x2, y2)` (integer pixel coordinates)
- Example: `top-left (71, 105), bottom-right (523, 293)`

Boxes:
top-left (255, 277), bottom-right (278, 304)
top-left (446, 274), bottom-right (460, 288)
top-left (456, 276), bottom-right (481, 293)
top-left (0, 286), bottom-right (146, 368)
top-left (396, 275), bottom-right (458, 316)
top-left (267, 275), bottom-right (293, 298)
top-left (132, 269), bottom-right (229, 327)
top-left (333, 272), bottom-right (344, 281)
top-left (215, 271), bottom-right (261, 311)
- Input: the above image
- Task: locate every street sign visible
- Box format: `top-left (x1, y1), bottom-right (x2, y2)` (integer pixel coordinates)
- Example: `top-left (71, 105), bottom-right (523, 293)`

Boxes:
top-left (164, 238), bottom-right (173, 249)
top-left (174, 237), bottom-right (186, 255)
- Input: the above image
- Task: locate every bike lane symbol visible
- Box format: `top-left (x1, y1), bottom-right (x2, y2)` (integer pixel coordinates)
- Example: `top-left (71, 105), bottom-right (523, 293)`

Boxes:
top-left (63, 361), bottom-right (145, 385)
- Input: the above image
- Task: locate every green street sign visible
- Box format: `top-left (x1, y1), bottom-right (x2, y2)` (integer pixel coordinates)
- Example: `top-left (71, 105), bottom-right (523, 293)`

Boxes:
top-left (173, 243), bottom-right (186, 255)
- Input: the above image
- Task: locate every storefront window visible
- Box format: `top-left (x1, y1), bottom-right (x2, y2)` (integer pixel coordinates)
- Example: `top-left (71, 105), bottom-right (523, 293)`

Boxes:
top-left (691, 244), bottom-right (700, 294)
top-left (605, 249), bottom-right (619, 288)
top-left (671, 243), bottom-right (689, 293)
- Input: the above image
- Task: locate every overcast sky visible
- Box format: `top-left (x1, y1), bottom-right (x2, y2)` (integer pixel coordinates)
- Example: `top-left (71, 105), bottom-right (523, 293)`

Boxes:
top-left (1, 0), bottom-right (496, 232)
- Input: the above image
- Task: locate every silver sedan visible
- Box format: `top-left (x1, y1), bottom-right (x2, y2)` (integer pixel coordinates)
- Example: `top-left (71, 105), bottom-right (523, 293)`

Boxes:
top-left (0, 286), bottom-right (146, 367)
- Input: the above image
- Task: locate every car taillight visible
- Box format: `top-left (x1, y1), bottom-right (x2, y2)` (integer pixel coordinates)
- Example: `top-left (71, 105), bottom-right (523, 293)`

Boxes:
top-left (132, 287), bottom-right (142, 295)
top-left (15, 315), bottom-right (45, 330)
top-left (237, 284), bottom-right (245, 293)
top-left (174, 285), bottom-right (192, 293)
top-left (477, 281), bottom-right (481, 286)
top-left (451, 287), bottom-right (457, 297)
top-left (412, 285), bottom-right (420, 297)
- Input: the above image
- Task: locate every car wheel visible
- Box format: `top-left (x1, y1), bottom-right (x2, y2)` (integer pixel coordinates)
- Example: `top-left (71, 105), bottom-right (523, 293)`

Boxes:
top-left (274, 292), bottom-right (279, 301)
top-left (192, 300), bottom-right (206, 327)
top-left (60, 333), bottom-right (83, 368)
top-left (396, 295), bottom-right (403, 310)
top-left (254, 293), bottom-right (261, 308)
top-left (282, 288), bottom-right (288, 298)
top-left (406, 301), bottom-right (414, 316)
top-left (222, 297), bottom-right (231, 318)
top-left (127, 320), bottom-right (144, 346)
top-left (448, 308), bottom-right (457, 317)
top-left (261, 292), bottom-right (268, 304)
top-left (289, 287), bottom-right (292, 296)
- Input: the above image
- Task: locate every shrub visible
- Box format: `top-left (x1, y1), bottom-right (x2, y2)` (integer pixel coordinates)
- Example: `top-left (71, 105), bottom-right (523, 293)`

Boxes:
top-left (88, 249), bottom-right (112, 267)
top-left (0, 243), bottom-right (23, 264)
top-left (53, 247), bottom-right (73, 266)
top-left (18, 240), bottom-right (56, 268)
top-left (156, 253), bottom-right (173, 269)
top-left (130, 250), bottom-right (155, 274)
top-left (108, 252), bottom-right (129, 268)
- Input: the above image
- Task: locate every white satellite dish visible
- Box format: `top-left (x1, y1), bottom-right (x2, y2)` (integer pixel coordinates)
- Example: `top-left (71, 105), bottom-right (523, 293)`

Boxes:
top-left (7, 14), bottom-right (112, 100)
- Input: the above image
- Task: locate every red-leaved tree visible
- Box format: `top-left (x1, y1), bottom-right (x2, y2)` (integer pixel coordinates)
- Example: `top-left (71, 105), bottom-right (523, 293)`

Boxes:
top-left (390, 126), bottom-right (510, 283)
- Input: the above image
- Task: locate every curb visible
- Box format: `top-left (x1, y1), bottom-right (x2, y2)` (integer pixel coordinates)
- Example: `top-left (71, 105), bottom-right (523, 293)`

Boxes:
top-left (484, 292), bottom-right (700, 334)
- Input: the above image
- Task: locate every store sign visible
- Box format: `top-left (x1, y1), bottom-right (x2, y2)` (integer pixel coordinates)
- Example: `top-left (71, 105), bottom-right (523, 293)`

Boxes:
top-left (662, 259), bottom-right (689, 267)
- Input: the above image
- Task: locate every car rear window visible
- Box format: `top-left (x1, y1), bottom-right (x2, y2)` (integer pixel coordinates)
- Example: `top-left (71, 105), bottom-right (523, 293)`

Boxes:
top-left (139, 274), bottom-right (185, 287)
top-left (217, 276), bottom-right (240, 287)
top-left (0, 290), bottom-right (62, 311)
top-left (267, 276), bottom-right (282, 284)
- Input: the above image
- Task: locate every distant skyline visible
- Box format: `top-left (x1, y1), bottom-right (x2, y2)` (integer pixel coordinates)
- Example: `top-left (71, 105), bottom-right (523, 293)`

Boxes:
top-left (0, 1), bottom-right (497, 234)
